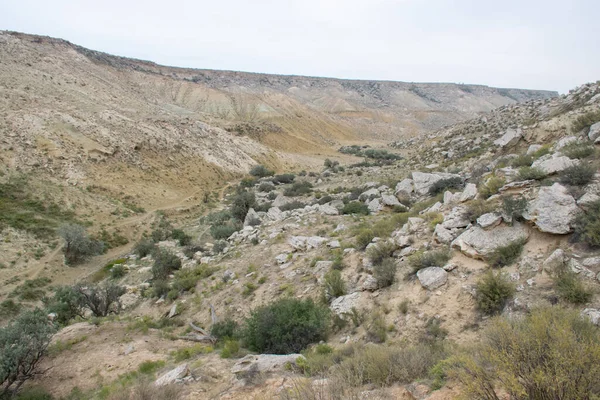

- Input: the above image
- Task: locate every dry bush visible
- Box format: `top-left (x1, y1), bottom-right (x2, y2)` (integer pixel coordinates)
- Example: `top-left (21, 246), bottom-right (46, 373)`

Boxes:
top-left (107, 378), bottom-right (182, 400)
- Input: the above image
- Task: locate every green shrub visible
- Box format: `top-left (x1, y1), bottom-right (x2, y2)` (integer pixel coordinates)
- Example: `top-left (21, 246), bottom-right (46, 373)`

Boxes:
top-left (421, 317), bottom-right (448, 343)
top-left (250, 165), bottom-right (274, 178)
top-left (230, 191), bottom-right (256, 221)
top-left (220, 339), bottom-right (241, 359)
top-left (138, 359), bottom-right (165, 375)
top-left (517, 166), bottom-right (546, 181)
top-left (284, 181), bottom-right (313, 197)
top-left (170, 229), bottom-right (192, 246)
top-left (213, 240), bottom-right (227, 254)
top-left (170, 344), bottom-right (212, 362)
top-left (342, 201), bottom-right (369, 215)
top-left (133, 239), bottom-right (155, 258)
top-left (58, 223), bottom-right (104, 265)
top-left (14, 387), bottom-right (53, 400)
top-left (408, 248), bottom-right (451, 274)
top-left (151, 249), bottom-right (182, 280)
top-left (373, 258), bottom-right (397, 288)
top-left (560, 142), bottom-right (595, 159)
top-left (553, 268), bottom-right (593, 304)
top-left (365, 312), bottom-right (387, 343)
top-left (210, 222), bottom-right (240, 240)
top-left (0, 309), bottom-right (57, 397)
top-left (172, 265), bottom-right (217, 293)
top-left (428, 177), bottom-right (463, 195)
top-left (531, 144), bottom-right (551, 159)
top-left (239, 177), bottom-right (257, 188)
top-left (272, 174), bottom-right (296, 184)
top-left (510, 154), bottom-right (533, 168)
top-left (465, 199), bottom-right (499, 222)
top-left (279, 200), bottom-right (306, 211)
top-left (446, 307), bottom-right (600, 399)
top-left (367, 241), bottom-right (397, 266)
top-left (110, 264), bottom-right (127, 279)
top-left (475, 271), bottom-right (515, 315)
top-left (323, 270), bottom-right (346, 298)
top-left (75, 283), bottom-right (126, 317)
top-left (317, 195), bottom-right (334, 205)
top-left (501, 195), bottom-right (527, 223)
top-left (211, 318), bottom-right (239, 341)
top-left (572, 199), bottom-right (600, 247)
top-left (242, 298), bottom-right (330, 354)
top-left (487, 238), bottom-right (526, 268)
top-left (479, 176), bottom-right (506, 199)
top-left (571, 109), bottom-right (600, 133)
top-left (257, 182), bottom-right (275, 192)
top-left (355, 229), bottom-right (375, 250)
top-left (0, 300), bottom-right (20, 320)
top-left (560, 163), bottom-right (596, 186)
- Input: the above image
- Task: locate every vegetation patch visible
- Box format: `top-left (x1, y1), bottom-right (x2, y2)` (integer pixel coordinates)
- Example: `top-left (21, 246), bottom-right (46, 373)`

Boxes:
top-left (486, 238), bottom-right (526, 267)
top-left (475, 271), bottom-right (515, 315)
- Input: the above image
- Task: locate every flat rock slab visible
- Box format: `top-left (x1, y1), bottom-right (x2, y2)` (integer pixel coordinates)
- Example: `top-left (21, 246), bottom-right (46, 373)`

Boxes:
top-left (417, 267), bottom-right (448, 290)
top-left (452, 222), bottom-right (529, 259)
top-left (525, 183), bottom-right (579, 234)
top-left (155, 364), bottom-right (189, 386)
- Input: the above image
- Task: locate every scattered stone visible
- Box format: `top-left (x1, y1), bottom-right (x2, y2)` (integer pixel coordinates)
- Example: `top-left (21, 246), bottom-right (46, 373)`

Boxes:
top-left (155, 364), bottom-right (189, 386)
top-left (531, 155), bottom-right (578, 175)
top-left (554, 136), bottom-right (578, 150)
top-left (459, 183), bottom-right (478, 202)
top-left (275, 254), bottom-right (289, 265)
top-left (417, 267), bottom-right (448, 290)
top-left (441, 207), bottom-right (470, 229)
top-left (525, 183), bottom-right (579, 234)
top-left (452, 222), bottom-right (529, 259)
top-left (526, 144), bottom-right (542, 155)
top-left (360, 275), bottom-right (379, 291)
top-left (243, 208), bottom-right (260, 227)
top-left (588, 122), bottom-right (600, 142)
top-left (434, 224), bottom-right (456, 244)
top-left (443, 263), bottom-right (457, 272)
top-left (543, 249), bottom-right (566, 272)
top-left (367, 198), bottom-right (383, 214)
top-left (493, 128), bottom-right (522, 148)
top-left (411, 171), bottom-right (461, 196)
top-left (395, 179), bottom-right (414, 196)
top-left (330, 292), bottom-right (361, 315)
top-left (381, 194), bottom-right (402, 207)
top-left (232, 354), bottom-right (304, 380)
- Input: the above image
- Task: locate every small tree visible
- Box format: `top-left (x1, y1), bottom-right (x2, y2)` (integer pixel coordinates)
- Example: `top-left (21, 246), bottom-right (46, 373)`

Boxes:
top-left (152, 248), bottom-right (182, 280)
top-left (0, 309), bottom-right (57, 397)
top-left (249, 165), bottom-right (274, 178)
top-left (58, 224), bottom-right (103, 265)
top-left (43, 286), bottom-right (86, 325)
top-left (230, 190), bottom-right (256, 222)
top-left (76, 283), bottom-right (125, 317)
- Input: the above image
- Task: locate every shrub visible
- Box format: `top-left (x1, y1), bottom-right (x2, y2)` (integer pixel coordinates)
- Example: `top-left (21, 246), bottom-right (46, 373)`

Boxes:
top-left (257, 182), bottom-right (275, 192)
top-left (365, 312), bottom-right (387, 343)
top-left (211, 318), bottom-right (239, 341)
top-left (76, 283), bottom-right (126, 317)
top-left (239, 177), bottom-right (257, 188)
top-left (110, 264), bottom-right (127, 279)
top-left (242, 298), bottom-right (330, 354)
top-left (571, 109), bottom-right (600, 133)
top-left (210, 222), bottom-right (240, 240)
top-left (0, 300), bottom-right (20, 320)
top-left (0, 309), bottom-right (57, 398)
top-left (342, 201), bottom-right (369, 215)
top-left (230, 191), bottom-right (256, 222)
top-left (487, 238), bottom-right (526, 268)
top-left (421, 317), bottom-right (448, 343)
top-left (465, 199), bottom-right (498, 222)
top-left (105, 377), bottom-right (182, 400)
top-left (560, 163), bottom-right (596, 186)
top-left (561, 142), bottom-right (595, 159)
top-left (279, 200), bottom-right (306, 211)
top-left (283, 181), bottom-right (313, 197)
top-left (367, 242), bottom-right (397, 266)
top-left (475, 271), bottom-right (515, 315)
top-left (373, 258), bottom-right (397, 288)
top-left (213, 240), bottom-right (227, 254)
top-left (517, 166), bottom-right (546, 181)
top-left (501, 195), bottom-right (527, 224)
top-left (510, 154), bottom-right (533, 168)
top-left (172, 265), bottom-right (216, 293)
top-left (408, 248), bottom-right (451, 275)
top-left (553, 268), bottom-right (593, 304)
top-left (14, 387), bottom-right (53, 400)
top-left (446, 307), bottom-right (600, 400)
top-left (355, 229), bottom-right (375, 250)
top-left (220, 339), bottom-right (241, 359)
top-left (272, 174), bottom-right (296, 184)
top-left (317, 195), bottom-right (333, 205)
top-left (428, 177), bottom-right (463, 195)
top-left (170, 229), bottom-right (191, 246)
top-left (44, 286), bottom-right (85, 325)
top-left (323, 270), bottom-right (346, 299)
top-left (572, 199), bottom-right (600, 247)
top-left (58, 223), bottom-right (104, 265)
top-left (134, 239), bottom-right (155, 258)
top-left (151, 249), bottom-right (181, 280)
top-left (249, 165), bottom-right (274, 178)
top-left (479, 176), bottom-right (506, 199)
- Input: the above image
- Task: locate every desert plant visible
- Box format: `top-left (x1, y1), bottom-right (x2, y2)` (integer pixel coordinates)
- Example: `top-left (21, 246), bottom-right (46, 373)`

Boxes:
top-left (279, 200), bottom-right (306, 211)
top-left (58, 223), bottom-right (104, 265)
top-left (0, 309), bottom-right (57, 397)
top-left (323, 270), bottom-right (346, 299)
top-left (365, 312), bottom-right (387, 343)
top-left (211, 318), bottom-right (239, 341)
top-left (76, 283), bottom-right (125, 317)
top-left (571, 109), bottom-right (600, 132)
top-left (510, 154), bottom-right (533, 168)
top-left (170, 229), bottom-right (191, 246)
top-left (257, 182), bottom-right (275, 192)
top-left (553, 268), bottom-right (593, 304)
top-left (445, 307), bottom-right (600, 400)
top-left (560, 163), bottom-right (596, 186)
top-left (408, 248), bottom-right (451, 274)
top-left (421, 317), bottom-right (448, 343)
top-left (342, 201), bottom-right (369, 216)
top-left (428, 176), bottom-right (463, 195)
top-left (133, 239), bottom-right (155, 258)
top-left (283, 181), bottom-right (313, 197)
top-left (242, 298), bottom-right (330, 354)
top-left (475, 271), bottom-right (515, 315)
top-left (517, 166), bottom-right (545, 181)
top-left (213, 240), bottom-right (227, 254)
top-left (561, 142), bottom-right (596, 159)
top-left (501, 195), bottom-right (527, 224)
top-left (367, 242), bottom-right (397, 266)
top-left (354, 229), bottom-right (375, 250)
top-left (249, 165), bottom-right (274, 178)
top-left (465, 199), bottom-right (499, 222)
top-left (373, 258), bottom-right (398, 288)
top-left (487, 238), bottom-right (526, 268)
top-left (272, 174), bottom-right (296, 184)
top-left (151, 249), bottom-right (181, 280)
top-left (230, 190), bottom-right (256, 222)
top-left (479, 176), bottom-right (506, 199)
top-left (43, 286), bottom-right (86, 325)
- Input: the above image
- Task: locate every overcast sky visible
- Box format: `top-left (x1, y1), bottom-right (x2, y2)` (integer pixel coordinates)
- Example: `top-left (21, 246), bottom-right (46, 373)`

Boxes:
top-left (1, 0), bottom-right (598, 93)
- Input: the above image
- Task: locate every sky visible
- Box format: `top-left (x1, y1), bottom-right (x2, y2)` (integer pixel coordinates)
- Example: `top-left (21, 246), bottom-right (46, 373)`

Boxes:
top-left (1, 0), bottom-right (598, 93)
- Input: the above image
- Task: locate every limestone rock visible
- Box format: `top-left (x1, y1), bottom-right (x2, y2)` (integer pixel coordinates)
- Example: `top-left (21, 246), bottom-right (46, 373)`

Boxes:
top-left (267, 207), bottom-right (284, 221)
top-left (411, 171), bottom-right (462, 196)
top-left (452, 222), bottom-right (529, 259)
top-left (493, 128), bottom-right (522, 148)
top-left (582, 309), bottom-right (600, 326)
top-left (330, 292), bottom-right (361, 315)
top-left (525, 183), bottom-right (579, 234)
top-left (318, 204), bottom-right (339, 215)
top-left (360, 275), bottom-right (379, 291)
top-left (155, 364), bottom-right (189, 386)
top-left (542, 249), bottom-right (566, 271)
top-left (477, 213), bottom-right (502, 229)
top-left (367, 198), bottom-right (383, 214)
top-left (243, 208), bottom-right (260, 227)
top-left (381, 194), bottom-right (402, 207)
top-left (441, 207), bottom-right (470, 229)
top-left (434, 224), bottom-right (456, 244)
top-left (459, 183), bottom-right (478, 202)
top-left (232, 354), bottom-right (304, 379)
top-left (526, 144), bottom-right (542, 155)
top-left (359, 188), bottom-right (380, 201)
top-left (417, 267), bottom-right (448, 290)
top-left (589, 122), bottom-right (600, 142)
top-left (395, 179), bottom-right (414, 196)
top-left (554, 136), bottom-right (578, 150)
top-left (531, 155), bottom-right (578, 175)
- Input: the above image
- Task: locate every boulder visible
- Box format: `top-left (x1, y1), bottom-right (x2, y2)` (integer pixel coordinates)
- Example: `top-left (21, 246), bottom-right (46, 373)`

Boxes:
top-left (526, 144), bottom-right (543, 155)
top-left (327, 240), bottom-right (341, 248)
top-left (577, 192), bottom-right (600, 208)
top-left (411, 171), bottom-right (462, 196)
top-left (243, 208), bottom-right (260, 227)
top-left (330, 292), bottom-right (361, 315)
top-left (360, 275), bottom-right (379, 291)
top-left (359, 188), bottom-right (380, 201)
top-left (451, 222), bottom-right (529, 259)
top-left (582, 309), bottom-right (600, 326)
top-left (441, 207), bottom-right (470, 229)
top-left (232, 354), bottom-right (304, 379)
top-left (395, 179), bottom-right (414, 196)
top-left (273, 194), bottom-right (293, 208)
top-left (542, 249), bottom-right (566, 271)
top-left (434, 224), bottom-right (456, 244)
top-left (525, 183), bottom-right (579, 234)
top-left (381, 194), bottom-right (402, 207)
top-left (531, 155), bottom-right (577, 175)
top-left (493, 128), bottom-right (522, 148)
top-left (459, 183), bottom-right (478, 202)
top-left (477, 213), bottom-right (502, 229)
top-left (554, 136), bottom-right (578, 150)
top-left (318, 204), bottom-right (339, 215)
top-left (589, 122), bottom-right (600, 142)
top-left (443, 191), bottom-right (459, 205)
top-left (367, 198), bottom-right (383, 214)
top-left (417, 267), bottom-right (448, 290)
top-left (155, 364), bottom-right (189, 386)
top-left (267, 207), bottom-right (284, 221)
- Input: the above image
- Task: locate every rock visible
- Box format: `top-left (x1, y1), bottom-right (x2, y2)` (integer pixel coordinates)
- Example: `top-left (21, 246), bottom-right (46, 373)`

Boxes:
top-left (411, 171), bottom-right (462, 196)
top-left (360, 275), bottom-right (379, 291)
top-left (359, 188), bottom-right (380, 201)
top-left (493, 128), bottom-right (522, 148)
top-left (582, 309), bottom-right (600, 326)
top-left (443, 263), bottom-right (457, 271)
top-left (525, 183), bottom-right (579, 234)
top-left (417, 267), bottom-right (448, 290)
top-left (498, 180), bottom-right (536, 192)
top-left (589, 122), bottom-right (600, 142)
top-left (275, 253), bottom-right (289, 265)
top-left (155, 364), bottom-right (189, 386)
top-left (577, 192), bottom-right (600, 208)
top-left (243, 208), bottom-right (260, 227)
top-left (330, 199), bottom-right (345, 210)
top-left (451, 222), bottom-right (529, 259)
top-left (381, 194), bottom-right (402, 207)
top-left (395, 179), bottom-right (414, 196)
top-left (307, 236), bottom-right (327, 249)
top-left (531, 156), bottom-right (578, 175)
top-left (273, 194), bottom-right (293, 208)
top-left (318, 204), bottom-right (339, 215)
top-left (330, 292), bottom-right (361, 315)
top-left (289, 236), bottom-right (307, 250)
top-left (477, 213), bottom-right (502, 229)
top-left (583, 257), bottom-right (600, 269)
top-left (367, 198), bottom-right (383, 214)
top-left (425, 201), bottom-right (443, 213)
top-left (232, 354), bottom-right (304, 379)
top-left (267, 207), bottom-right (284, 221)
top-left (443, 191), bottom-right (459, 205)
top-left (459, 183), bottom-right (478, 202)
top-left (434, 224), bottom-right (456, 244)
top-left (327, 240), bottom-right (341, 248)
top-left (441, 207), bottom-right (470, 229)
top-left (526, 144), bottom-right (543, 155)
top-left (168, 303), bottom-right (179, 318)
top-left (542, 249), bottom-right (566, 271)
top-left (554, 136), bottom-right (578, 150)
top-left (407, 217), bottom-right (425, 233)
